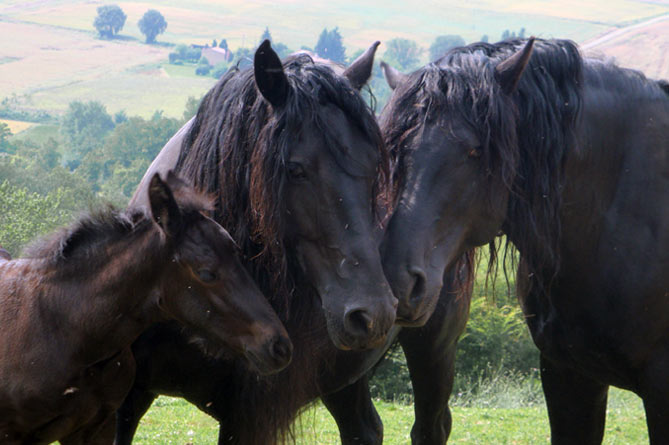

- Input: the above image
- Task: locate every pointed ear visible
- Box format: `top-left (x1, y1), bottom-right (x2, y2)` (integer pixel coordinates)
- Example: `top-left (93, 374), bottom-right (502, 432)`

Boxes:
top-left (254, 39), bottom-right (289, 107)
top-left (380, 61), bottom-right (408, 90)
top-left (343, 41), bottom-right (380, 90)
top-left (495, 37), bottom-right (535, 95)
top-left (148, 173), bottom-right (183, 238)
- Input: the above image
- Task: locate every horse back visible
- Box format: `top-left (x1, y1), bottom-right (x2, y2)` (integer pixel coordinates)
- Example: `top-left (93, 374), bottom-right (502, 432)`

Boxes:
top-left (128, 118), bottom-right (194, 210)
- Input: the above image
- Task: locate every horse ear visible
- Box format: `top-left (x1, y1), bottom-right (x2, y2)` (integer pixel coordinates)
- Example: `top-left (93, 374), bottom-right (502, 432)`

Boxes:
top-left (148, 172), bottom-right (183, 238)
top-left (380, 61), bottom-right (407, 90)
top-left (343, 41), bottom-right (380, 90)
top-left (254, 39), bottom-right (289, 107)
top-left (495, 37), bottom-right (535, 95)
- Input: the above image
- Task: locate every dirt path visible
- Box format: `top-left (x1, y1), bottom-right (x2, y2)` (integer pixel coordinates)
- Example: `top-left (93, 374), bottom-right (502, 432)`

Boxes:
top-left (582, 12), bottom-right (669, 49)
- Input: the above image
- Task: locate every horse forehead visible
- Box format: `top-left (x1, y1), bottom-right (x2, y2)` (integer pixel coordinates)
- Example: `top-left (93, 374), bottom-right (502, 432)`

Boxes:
top-left (297, 103), bottom-right (375, 156)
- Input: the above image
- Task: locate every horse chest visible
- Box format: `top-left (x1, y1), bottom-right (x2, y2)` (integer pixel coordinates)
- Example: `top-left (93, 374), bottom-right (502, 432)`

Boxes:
top-left (524, 289), bottom-right (638, 388)
top-left (1, 348), bottom-right (135, 443)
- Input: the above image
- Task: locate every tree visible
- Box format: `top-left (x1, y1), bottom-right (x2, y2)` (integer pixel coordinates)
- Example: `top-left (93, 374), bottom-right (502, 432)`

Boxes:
top-left (0, 122), bottom-right (12, 152)
top-left (60, 101), bottom-right (115, 160)
top-left (314, 27), bottom-right (346, 63)
top-left (234, 47), bottom-right (253, 69)
top-left (93, 5), bottom-right (126, 39)
top-left (383, 38), bottom-right (422, 71)
top-left (138, 9), bottom-right (167, 44)
top-left (260, 27), bottom-right (272, 44)
top-left (219, 39), bottom-right (228, 50)
top-left (429, 35), bottom-right (466, 61)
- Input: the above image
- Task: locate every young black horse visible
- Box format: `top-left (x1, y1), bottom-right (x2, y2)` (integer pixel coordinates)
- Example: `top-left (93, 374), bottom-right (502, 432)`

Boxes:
top-left (0, 172), bottom-right (291, 444)
top-left (115, 41), bottom-right (474, 445)
top-left (381, 38), bottom-right (669, 443)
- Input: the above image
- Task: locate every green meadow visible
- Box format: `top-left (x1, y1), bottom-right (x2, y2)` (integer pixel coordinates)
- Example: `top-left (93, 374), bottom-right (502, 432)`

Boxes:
top-left (133, 387), bottom-right (647, 444)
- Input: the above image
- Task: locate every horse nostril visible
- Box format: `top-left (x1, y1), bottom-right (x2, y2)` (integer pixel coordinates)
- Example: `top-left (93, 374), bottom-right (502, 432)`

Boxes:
top-left (409, 267), bottom-right (427, 302)
top-left (269, 336), bottom-right (293, 365)
top-left (344, 308), bottom-right (373, 337)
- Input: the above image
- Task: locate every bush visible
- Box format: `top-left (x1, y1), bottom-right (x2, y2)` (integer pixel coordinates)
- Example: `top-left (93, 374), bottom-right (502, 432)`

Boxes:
top-left (211, 62), bottom-right (230, 79)
top-left (195, 65), bottom-right (211, 76)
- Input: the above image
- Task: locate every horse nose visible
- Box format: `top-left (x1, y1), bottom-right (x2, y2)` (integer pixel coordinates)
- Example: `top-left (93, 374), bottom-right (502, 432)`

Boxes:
top-left (343, 306), bottom-right (374, 339)
top-left (268, 335), bottom-right (293, 368)
top-left (408, 266), bottom-right (427, 302)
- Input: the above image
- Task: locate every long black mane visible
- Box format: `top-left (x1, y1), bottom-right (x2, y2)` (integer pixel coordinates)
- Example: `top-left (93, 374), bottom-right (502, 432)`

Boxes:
top-left (174, 53), bottom-right (389, 444)
top-left (177, 53), bottom-right (388, 312)
top-left (381, 38), bottom-right (585, 285)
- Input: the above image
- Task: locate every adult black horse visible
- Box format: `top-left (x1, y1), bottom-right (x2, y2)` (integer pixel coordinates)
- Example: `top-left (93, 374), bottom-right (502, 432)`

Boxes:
top-left (380, 38), bottom-right (669, 443)
top-left (116, 41), bottom-right (473, 445)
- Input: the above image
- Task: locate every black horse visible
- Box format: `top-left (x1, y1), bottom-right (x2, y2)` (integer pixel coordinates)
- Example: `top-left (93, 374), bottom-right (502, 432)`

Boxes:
top-left (115, 41), bottom-right (474, 445)
top-left (381, 38), bottom-right (669, 443)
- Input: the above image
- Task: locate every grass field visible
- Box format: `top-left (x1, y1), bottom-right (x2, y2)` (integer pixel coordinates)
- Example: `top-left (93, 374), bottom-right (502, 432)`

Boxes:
top-left (132, 387), bottom-right (647, 444)
top-left (0, 118), bottom-right (35, 134)
top-left (1, 1), bottom-right (667, 119)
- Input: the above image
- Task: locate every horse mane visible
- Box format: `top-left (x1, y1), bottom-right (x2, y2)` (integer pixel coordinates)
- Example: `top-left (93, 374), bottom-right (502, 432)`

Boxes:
top-left (381, 38), bottom-right (585, 286)
top-left (176, 53), bottom-right (388, 315)
top-left (174, 53), bottom-right (388, 445)
top-left (22, 178), bottom-right (213, 277)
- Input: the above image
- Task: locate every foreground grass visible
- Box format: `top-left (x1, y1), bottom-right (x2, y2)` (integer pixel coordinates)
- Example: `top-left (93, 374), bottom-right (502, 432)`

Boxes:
top-left (135, 387), bottom-right (646, 444)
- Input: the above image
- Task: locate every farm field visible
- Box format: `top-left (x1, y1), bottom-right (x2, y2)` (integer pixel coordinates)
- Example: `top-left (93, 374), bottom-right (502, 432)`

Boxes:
top-left (1, 1), bottom-right (668, 119)
top-left (133, 387), bottom-right (647, 444)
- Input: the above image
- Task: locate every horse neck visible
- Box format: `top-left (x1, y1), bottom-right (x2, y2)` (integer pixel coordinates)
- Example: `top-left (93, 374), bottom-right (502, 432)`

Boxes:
top-left (44, 222), bottom-right (171, 364)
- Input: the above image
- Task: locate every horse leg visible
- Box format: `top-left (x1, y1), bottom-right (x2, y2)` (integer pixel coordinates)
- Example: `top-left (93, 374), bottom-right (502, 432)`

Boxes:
top-left (114, 388), bottom-right (157, 445)
top-left (399, 330), bottom-right (457, 445)
top-left (638, 351), bottom-right (669, 444)
top-left (399, 279), bottom-right (469, 445)
top-left (321, 376), bottom-right (383, 445)
top-left (540, 354), bottom-right (608, 445)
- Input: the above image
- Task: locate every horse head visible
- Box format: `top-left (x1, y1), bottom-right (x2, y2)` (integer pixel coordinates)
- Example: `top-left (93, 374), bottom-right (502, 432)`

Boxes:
top-left (379, 39), bottom-right (535, 325)
top-left (148, 171), bottom-right (292, 374)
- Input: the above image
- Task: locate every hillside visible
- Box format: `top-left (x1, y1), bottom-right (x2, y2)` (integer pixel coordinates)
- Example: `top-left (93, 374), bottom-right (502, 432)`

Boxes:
top-left (583, 14), bottom-right (669, 79)
top-left (1, 0), bottom-right (668, 118)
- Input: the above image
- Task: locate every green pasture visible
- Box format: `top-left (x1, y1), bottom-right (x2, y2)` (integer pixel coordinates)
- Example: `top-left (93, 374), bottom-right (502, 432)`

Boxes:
top-left (134, 387), bottom-right (646, 444)
top-left (25, 72), bottom-right (214, 119)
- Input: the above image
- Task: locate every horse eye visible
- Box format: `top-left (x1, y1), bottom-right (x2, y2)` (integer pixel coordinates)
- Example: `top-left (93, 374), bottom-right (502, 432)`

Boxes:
top-left (468, 146), bottom-right (482, 158)
top-left (197, 269), bottom-right (216, 283)
top-left (287, 162), bottom-right (307, 180)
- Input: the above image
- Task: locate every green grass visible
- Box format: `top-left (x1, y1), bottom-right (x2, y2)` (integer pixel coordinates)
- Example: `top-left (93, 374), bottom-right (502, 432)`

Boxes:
top-left (134, 387), bottom-right (646, 444)
top-left (10, 124), bottom-right (59, 144)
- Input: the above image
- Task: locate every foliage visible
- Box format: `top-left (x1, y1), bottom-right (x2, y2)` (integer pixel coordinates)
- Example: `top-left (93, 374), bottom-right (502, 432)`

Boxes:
top-left (234, 47), bottom-right (254, 69)
top-left (60, 101), bottom-right (115, 160)
top-left (0, 96), bottom-right (55, 124)
top-left (260, 27), bottom-right (272, 44)
top-left (93, 4), bottom-right (126, 39)
top-left (0, 122), bottom-right (12, 151)
top-left (369, 345), bottom-right (412, 402)
top-left (502, 28), bottom-right (526, 40)
top-left (315, 27), bottom-right (346, 63)
top-left (183, 96), bottom-right (202, 121)
top-left (195, 65), bottom-right (211, 76)
top-left (0, 181), bottom-right (74, 256)
top-left (383, 38), bottom-right (422, 71)
top-left (211, 62), bottom-right (231, 79)
top-left (429, 34), bottom-right (466, 61)
top-left (219, 39), bottom-right (229, 50)
top-left (75, 111), bottom-right (181, 201)
top-left (138, 9), bottom-right (167, 44)
top-left (168, 44), bottom-right (201, 64)
top-left (273, 42), bottom-right (291, 59)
